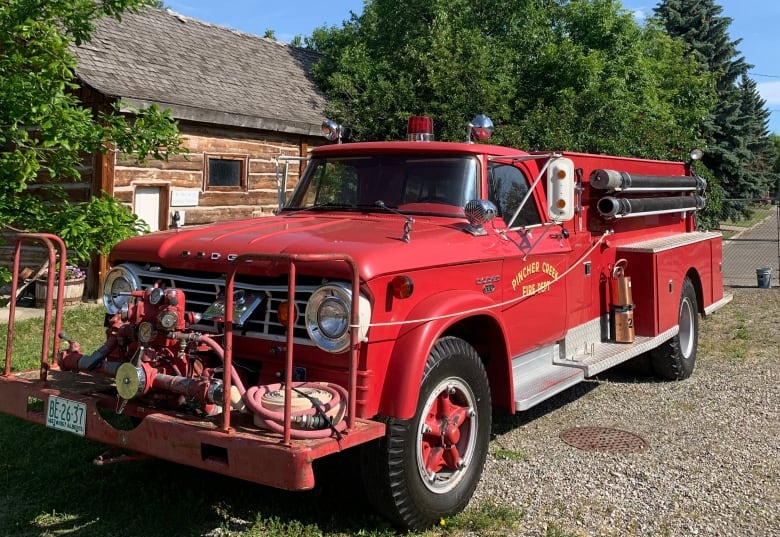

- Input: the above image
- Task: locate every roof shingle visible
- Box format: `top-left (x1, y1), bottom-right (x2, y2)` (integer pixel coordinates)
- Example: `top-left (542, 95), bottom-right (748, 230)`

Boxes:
top-left (74, 8), bottom-right (327, 136)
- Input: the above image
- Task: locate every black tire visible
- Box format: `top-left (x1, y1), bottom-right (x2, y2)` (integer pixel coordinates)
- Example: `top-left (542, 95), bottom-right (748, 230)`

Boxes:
top-left (650, 277), bottom-right (699, 380)
top-left (360, 336), bottom-right (491, 530)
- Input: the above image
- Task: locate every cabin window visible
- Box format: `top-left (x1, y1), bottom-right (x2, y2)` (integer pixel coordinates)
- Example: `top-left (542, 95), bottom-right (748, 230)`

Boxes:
top-left (205, 155), bottom-right (247, 190)
top-left (488, 162), bottom-right (542, 227)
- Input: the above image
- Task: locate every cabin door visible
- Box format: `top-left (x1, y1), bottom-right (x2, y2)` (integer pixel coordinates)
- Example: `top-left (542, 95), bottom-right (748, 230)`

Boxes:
top-left (134, 185), bottom-right (169, 232)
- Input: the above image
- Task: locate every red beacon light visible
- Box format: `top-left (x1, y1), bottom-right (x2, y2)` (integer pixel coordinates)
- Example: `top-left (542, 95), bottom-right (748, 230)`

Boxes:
top-left (407, 116), bottom-right (434, 141)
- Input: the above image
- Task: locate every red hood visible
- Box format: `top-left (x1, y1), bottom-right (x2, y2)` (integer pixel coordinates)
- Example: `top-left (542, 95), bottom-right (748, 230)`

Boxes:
top-left (109, 213), bottom-right (509, 280)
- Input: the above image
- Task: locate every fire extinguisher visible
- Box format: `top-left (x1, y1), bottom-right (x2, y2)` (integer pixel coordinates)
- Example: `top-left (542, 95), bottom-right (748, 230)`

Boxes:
top-left (610, 259), bottom-right (635, 343)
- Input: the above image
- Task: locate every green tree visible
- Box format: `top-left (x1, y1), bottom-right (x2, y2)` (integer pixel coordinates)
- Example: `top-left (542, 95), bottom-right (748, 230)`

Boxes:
top-left (309, 0), bottom-right (712, 162)
top-left (0, 0), bottom-right (183, 269)
top-left (737, 76), bottom-right (776, 199)
top-left (654, 0), bottom-right (773, 219)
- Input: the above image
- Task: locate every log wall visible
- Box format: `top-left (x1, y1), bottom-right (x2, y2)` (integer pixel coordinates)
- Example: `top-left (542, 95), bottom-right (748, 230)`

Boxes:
top-left (113, 123), bottom-right (318, 227)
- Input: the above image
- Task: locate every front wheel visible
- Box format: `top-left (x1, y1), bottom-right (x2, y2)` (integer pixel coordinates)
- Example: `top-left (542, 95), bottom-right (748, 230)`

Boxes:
top-left (650, 277), bottom-right (699, 380)
top-left (361, 337), bottom-right (491, 530)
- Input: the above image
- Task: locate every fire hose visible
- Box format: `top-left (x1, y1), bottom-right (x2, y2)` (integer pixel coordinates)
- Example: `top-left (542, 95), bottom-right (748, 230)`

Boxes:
top-left (198, 335), bottom-right (348, 439)
top-left (243, 382), bottom-right (348, 439)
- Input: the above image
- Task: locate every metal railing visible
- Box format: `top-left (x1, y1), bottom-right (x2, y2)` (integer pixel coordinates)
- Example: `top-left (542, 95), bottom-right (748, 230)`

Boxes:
top-left (3, 233), bottom-right (69, 380)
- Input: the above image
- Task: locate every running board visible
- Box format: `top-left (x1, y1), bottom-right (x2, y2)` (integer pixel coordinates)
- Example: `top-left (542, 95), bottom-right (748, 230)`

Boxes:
top-left (513, 326), bottom-right (679, 412)
top-left (555, 326), bottom-right (678, 377)
top-left (513, 345), bottom-right (585, 411)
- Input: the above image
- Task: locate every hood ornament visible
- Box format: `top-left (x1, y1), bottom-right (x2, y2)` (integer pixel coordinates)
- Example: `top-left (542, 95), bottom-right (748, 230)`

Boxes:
top-left (375, 200), bottom-right (414, 243)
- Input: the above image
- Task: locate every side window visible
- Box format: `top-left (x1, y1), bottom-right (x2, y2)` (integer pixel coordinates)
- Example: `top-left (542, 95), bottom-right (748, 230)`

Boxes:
top-left (488, 163), bottom-right (542, 227)
top-left (205, 155), bottom-right (247, 191)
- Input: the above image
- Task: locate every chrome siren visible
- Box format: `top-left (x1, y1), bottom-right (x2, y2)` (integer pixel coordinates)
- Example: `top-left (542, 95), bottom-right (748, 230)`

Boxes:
top-left (464, 200), bottom-right (497, 236)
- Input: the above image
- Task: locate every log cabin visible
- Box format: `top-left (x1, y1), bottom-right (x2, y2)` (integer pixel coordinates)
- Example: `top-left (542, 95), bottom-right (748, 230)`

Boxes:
top-left (5, 8), bottom-right (328, 298)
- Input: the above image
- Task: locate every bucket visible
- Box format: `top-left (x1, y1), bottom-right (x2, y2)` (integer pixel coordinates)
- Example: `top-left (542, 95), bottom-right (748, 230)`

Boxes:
top-left (34, 277), bottom-right (85, 307)
top-left (756, 267), bottom-right (772, 289)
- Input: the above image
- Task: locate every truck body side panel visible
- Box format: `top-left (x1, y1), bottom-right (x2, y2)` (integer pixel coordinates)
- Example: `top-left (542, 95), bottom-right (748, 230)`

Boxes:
top-left (618, 232), bottom-right (723, 336)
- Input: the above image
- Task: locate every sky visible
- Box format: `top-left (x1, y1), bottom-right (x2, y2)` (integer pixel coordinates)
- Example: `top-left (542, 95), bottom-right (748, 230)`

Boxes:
top-left (164, 0), bottom-right (780, 134)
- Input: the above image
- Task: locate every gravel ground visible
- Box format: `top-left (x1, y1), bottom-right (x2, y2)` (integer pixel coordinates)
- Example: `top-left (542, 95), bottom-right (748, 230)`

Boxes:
top-left (470, 287), bottom-right (780, 536)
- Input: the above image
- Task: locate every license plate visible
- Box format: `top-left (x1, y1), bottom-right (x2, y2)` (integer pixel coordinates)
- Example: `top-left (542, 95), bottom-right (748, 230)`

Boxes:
top-left (46, 396), bottom-right (87, 436)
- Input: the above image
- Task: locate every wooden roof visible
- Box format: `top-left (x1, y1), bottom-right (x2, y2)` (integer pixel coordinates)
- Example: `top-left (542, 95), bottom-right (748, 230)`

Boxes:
top-left (74, 8), bottom-right (327, 136)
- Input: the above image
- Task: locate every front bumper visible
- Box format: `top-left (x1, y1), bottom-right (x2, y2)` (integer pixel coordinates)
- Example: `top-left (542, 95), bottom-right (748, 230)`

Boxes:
top-left (0, 369), bottom-right (385, 491)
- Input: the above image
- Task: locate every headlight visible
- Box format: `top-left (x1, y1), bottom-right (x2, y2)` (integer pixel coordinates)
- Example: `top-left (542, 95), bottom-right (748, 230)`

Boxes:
top-left (103, 265), bottom-right (141, 315)
top-left (305, 283), bottom-right (371, 353)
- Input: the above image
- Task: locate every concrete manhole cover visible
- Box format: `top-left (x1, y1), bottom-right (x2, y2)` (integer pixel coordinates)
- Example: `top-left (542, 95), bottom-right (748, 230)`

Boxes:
top-left (559, 426), bottom-right (649, 453)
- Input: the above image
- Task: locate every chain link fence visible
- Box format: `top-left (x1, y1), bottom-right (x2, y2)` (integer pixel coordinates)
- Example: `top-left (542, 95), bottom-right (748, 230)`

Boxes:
top-left (720, 200), bottom-right (779, 288)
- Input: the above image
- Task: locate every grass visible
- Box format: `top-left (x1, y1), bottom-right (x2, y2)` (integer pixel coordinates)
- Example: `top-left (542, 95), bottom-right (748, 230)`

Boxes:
top-left (0, 304), bottom-right (106, 371)
top-left (720, 203), bottom-right (775, 228)
top-left (493, 447), bottom-right (529, 462)
top-left (544, 525), bottom-right (580, 537)
top-left (0, 288), bottom-right (774, 536)
top-left (0, 308), bottom-right (523, 537)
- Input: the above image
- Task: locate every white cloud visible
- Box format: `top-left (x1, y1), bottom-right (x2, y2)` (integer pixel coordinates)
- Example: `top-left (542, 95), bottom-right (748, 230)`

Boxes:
top-left (757, 81), bottom-right (780, 105)
top-left (630, 8), bottom-right (648, 22)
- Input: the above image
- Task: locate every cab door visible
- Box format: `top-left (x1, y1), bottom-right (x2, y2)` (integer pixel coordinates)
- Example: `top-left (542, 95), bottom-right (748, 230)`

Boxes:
top-left (488, 161), bottom-right (572, 356)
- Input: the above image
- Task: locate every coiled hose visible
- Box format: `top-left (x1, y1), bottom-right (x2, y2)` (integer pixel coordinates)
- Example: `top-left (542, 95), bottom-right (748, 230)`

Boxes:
top-left (197, 335), bottom-right (347, 439)
top-left (244, 382), bottom-right (348, 439)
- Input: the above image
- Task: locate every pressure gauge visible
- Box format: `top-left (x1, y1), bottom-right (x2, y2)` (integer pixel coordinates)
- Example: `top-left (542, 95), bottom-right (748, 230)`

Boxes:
top-left (137, 321), bottom-right (156, 343)
top-left (149, 287), bottom-right (164, 305)
top-left (158, 310), bottom-right (179, 330)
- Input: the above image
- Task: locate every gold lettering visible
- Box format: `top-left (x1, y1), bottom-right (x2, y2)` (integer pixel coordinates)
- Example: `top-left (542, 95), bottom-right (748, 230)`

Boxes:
top-left (512, 260), bottom-right (560, 294)
top-left (512, 261), bottom-right (543, 291)
top-left (542, 262), bottom-right (559, 280)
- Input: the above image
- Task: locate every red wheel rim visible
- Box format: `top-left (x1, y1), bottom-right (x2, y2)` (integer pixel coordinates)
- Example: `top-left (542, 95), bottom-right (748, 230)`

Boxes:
top-left (416, 377), bottom-right (478, 494)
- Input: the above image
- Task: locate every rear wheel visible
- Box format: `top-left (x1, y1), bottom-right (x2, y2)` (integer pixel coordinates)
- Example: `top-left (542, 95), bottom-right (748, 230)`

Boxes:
top-left (650, 277), bottom-right (699, 380)
top-left (361, 337), bottom-right (491, 530)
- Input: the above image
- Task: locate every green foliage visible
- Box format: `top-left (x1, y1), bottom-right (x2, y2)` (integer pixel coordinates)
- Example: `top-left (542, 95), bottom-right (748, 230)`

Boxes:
top-left (45, 193), bottom-right (150, 265)
top-left (694, 162), bottom-right (724, 231)
top-left (0, 0), bottom-right (183, 267)
top-left (445, 501), bottom-right (525, 532)
top-left (102, 102), bottom-right (183, 165)
top-left (654, 0), bottom-right (775, 220)
top-left (493, 447), bottom-right (528, 461)
top-left (309, 0), bottom-right (712, 162)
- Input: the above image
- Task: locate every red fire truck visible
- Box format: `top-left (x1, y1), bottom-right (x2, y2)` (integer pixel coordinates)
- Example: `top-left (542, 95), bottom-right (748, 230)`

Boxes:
top-left (1, 115), bottom-right (731, 529)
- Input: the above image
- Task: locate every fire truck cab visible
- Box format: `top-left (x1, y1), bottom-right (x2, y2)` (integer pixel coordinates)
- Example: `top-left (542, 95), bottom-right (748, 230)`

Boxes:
top-left (1, 115), bottom-right (731, 530)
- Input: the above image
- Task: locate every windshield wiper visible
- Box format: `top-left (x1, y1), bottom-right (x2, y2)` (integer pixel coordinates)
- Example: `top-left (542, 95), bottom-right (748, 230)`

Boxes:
top-left (375, 200), bottom-right (414, 243)
top-left (283, 202), bottom-right (355, 214)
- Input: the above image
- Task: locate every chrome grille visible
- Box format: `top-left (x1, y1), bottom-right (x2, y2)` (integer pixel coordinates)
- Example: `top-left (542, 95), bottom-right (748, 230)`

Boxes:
top-left (127, 264), bottom-right (317, 343)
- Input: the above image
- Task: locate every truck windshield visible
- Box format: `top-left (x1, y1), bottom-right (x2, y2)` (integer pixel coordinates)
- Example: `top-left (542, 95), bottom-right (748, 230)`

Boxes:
top-left (285, 154), bottom-right (478, 215)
